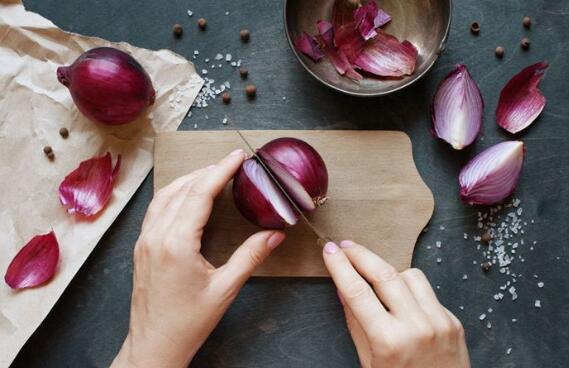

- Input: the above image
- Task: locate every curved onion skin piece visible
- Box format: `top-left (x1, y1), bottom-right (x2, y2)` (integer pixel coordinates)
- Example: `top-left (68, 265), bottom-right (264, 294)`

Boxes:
top-left (459, 141), bottom-right (524, 205)
top-left (4, 231), bottom-right (59, 290)
top-left (316, 21), bottom-right (363, 81)
top-left (334, 21), bottom-right (365, 64)
top-left (258, 138), bottom-right (329, 211)
top-left (354, 30), bottom-right (418, 77)
top-left (431, 64), bottom-right (484, 150)
top-left (496, 61), bottom-right (549, 134)
top-left (331, 0), bottom-right (359, 28)
top-left (294, 32), bottom-right (325, 62)
top-left (354, 1), bottom-right (391, 40)
top-left (57, 47), bottom-right (155, 125)
top-left (59, 152), bottom-right (122, 217)
top-left (233, 159), bottom-right (299, 229)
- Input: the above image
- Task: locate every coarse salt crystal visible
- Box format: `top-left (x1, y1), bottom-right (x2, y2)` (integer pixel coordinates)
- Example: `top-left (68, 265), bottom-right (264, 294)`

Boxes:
top-left (440, 225), bottom-right (445, 230)
top-left (462, 274), bottom-right (468, 280)
top-left (537, 282), bottom-right (544, 288)
top-left (215, 53), bottom-right (224, 60)
top-left (436, 258), bottom-right (442, 264)
top-left (436, 241), bottom-right (442, 248)
top-left (479, 314), bottom-right (486, 321)
top-left (534, 300), bottom-right (541, 308)
top-left (187, 10), bottom-right (193, 17)
top-left (506, 348), bottom-right (512, 355)
top-left (225, 53), bottom-right (232, 62)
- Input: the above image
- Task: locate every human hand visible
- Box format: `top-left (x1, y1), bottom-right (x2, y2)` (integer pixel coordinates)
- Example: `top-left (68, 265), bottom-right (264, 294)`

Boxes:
top-left (323, 241), bottom-right (470, 368)
top-left (112, 149), bottom-right (286, 368)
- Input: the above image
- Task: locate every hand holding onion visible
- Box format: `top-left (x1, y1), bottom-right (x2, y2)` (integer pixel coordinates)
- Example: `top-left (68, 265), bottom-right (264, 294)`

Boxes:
top-left (112, 149), bottom-right (286, 368)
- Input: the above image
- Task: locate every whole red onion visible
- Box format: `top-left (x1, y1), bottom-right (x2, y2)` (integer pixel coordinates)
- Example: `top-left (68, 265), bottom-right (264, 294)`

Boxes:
top-left (57, 47), bottom-right (155, 125)
top-left (233, 138), bottom-right (329, 229)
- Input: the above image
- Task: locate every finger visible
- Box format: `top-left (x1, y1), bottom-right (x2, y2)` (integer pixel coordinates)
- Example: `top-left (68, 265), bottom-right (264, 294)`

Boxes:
top-left (322, 242), bottom-right (388, 333)
top-left (142, 167), bottom-right (210, 230)
top-left (339, 292), bottom-right (372, 367)
top-left (191, 148), bottom-right (247, 198)
top-left (400, 268), bottom-right (452, 327)
top-left (339, 240), bottom-right (420, 316)
top-left (215, 231), bottom-right (286, 293)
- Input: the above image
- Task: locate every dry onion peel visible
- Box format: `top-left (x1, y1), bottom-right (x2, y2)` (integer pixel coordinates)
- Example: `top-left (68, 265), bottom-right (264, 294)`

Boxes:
top-left (354, 30), bottom-right (418, 77)
top-left (4, 231), bottom-right (59, 290)
top-left (496, 61), bottom-right (549, 134)
top-left (459, 141), bottom-right (524, 205)
top-left (294, 32), bottom-right (324, 62)
top-left (431, 64), bottom-right (484, 150)
top-left (295, 2), bottom-right (416, 80)
top-left (59, 152), bottom-right (121, 217)
top-left (354, 1), bottom-right (391, 40)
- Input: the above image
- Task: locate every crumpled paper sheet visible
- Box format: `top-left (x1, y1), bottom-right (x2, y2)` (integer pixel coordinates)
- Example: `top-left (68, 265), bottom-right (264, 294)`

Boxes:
top-left (0, 1), bottom-right (203, 365)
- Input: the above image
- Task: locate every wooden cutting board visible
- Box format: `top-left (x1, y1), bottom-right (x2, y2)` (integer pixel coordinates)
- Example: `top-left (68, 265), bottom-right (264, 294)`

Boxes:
top-left (154, 131), bottom-right (434, 276)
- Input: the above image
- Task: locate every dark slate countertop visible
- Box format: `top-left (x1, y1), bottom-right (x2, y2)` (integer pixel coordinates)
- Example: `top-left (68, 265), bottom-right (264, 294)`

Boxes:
top-left (12, 0), bottom-right (569, 367)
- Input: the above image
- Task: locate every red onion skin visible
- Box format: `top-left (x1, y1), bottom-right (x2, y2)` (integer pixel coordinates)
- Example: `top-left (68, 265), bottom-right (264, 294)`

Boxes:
top-left (57, 47), bottom-right (155, 125)
top-left (258, 138), bottom-right (328, 209)
top-left (233, 159), bottom-right (292, 229)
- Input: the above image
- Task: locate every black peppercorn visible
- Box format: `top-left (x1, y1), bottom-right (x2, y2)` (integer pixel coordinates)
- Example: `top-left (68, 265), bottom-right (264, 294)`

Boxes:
top-left (470, 22), bottom-right (480, 35)
top-left (495, 46), bottom-right (505, 58)
top-left (245, 84), bottom-right (257, 98)
top-left (198, 18), bottom-right (207, 30)
top-left (59, 127), bottom-right (69, 139)
top-left (43, 145), bottom-right (52, 155)
top-left (172, 24), bottom-right (183, 38)
top-left (239, 67), bottom-right (248, 79)
top-left (222, 92), bottom-right (231, 104)
top-left (481, 262), bottom-right (492, 272)
top-left (523, 16), bottom-right (531, 29)
top-left (240, 29), bottom-right (250, 42)
top-left (481, 232), bottom-right (493, 243)
top-left (521, 38), bottom-right (530, 50)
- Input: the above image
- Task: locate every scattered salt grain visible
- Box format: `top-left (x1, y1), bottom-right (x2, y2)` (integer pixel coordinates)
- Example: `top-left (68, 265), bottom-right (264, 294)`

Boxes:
top-left (436, 241), bottom-right (442, 248)
top-left (537, 282), bottom-right (544, 288)
top-left (486, 322), bottom-right (492, 329)
top-left (534, 300), bottom-right (541, 308)
top-left (462, 274), bottom-right (468, 280)
top-left (436, 258), bottom-right (442, 264)
top-left (459, 305), bottom-right (464, 310)
top-left (440, 225), bottom-right (445, 231)
top-left (225, 53), bottom-right (233, 62)
top-left (225, 11), bottom-right (230, 15)
top-left (193, 123), bottom-right (198, 129)
top-left (511, 318), bottom-right (517, 323)
top-left (479, 314), bottom-right (486, 321)
top-left (506, 348), bottom-right (512, 355)
top-left (187, 10), bottom-right (193, 17)
top-left (215, 53), bottom-right (224, 60)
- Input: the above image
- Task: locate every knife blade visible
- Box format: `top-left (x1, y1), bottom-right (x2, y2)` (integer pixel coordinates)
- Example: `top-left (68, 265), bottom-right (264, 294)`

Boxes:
top-left (234, 129), bottom-right (332, 247)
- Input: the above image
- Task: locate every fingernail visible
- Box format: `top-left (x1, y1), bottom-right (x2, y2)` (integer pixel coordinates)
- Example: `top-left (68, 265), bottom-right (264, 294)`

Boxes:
top-left (337, 290), bottom-right (345, 306)
top-left (324, 242), bottom-right (338, 254)
top-left (229, 148), bottom-right (244, 157)
top-left (267, 232), bottom-right (285, 249)
top-left (340, 240), bottom-right (354, 248)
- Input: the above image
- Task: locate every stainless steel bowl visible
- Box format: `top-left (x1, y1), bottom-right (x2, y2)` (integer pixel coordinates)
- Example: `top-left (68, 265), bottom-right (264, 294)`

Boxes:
top-left (284, 0), bottom-right (452, 96)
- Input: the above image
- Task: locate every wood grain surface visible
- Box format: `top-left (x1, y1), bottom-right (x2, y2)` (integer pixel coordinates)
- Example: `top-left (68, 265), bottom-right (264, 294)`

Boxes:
top-left (154, 130), bottom-right (434, 276)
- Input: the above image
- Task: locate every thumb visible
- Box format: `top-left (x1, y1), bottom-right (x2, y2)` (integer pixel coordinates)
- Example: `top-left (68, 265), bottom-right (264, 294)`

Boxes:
top-left (217, 231), bottom-right (285, 292)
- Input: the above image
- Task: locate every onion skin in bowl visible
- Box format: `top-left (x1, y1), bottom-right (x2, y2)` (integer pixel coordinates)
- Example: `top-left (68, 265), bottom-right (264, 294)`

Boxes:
top-left (57, 47), bottom-right (155, 125)
top-left (232, 138), bottom-right (329, 229)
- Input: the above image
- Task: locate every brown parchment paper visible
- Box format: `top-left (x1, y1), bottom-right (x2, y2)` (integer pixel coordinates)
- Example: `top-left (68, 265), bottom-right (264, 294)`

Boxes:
top-left (0, 1), bottom-right (203, 366)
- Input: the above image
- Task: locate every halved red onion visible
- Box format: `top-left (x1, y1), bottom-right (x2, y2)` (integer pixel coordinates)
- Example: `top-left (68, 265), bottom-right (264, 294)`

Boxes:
top-left (354, 1), bottom-right (391, 40)
top-left (233, 159), bottom-right (299, 229)
top-left (233, 138), bottom-right (329, 229)
top-left (496, 61), bottom-right (549, 134)
top-left (57, 47), bottom-right (155, 125)
top-left (459, 141), bottom-right (524, 205)
top-left (354, 30), bottom-right (418, 77)
top-left (431, 64), bottom-right (484, 150)
top-left (294, 32), bottom-right (325, 62)
top-left (4, 231), bottom-right (59, 290)
top-left (59, 152), bottom-right (121, 217)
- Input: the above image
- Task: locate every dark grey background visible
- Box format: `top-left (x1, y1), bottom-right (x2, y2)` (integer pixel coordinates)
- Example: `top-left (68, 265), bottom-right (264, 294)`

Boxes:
top-left (12, 0), bottom-right (569, 367)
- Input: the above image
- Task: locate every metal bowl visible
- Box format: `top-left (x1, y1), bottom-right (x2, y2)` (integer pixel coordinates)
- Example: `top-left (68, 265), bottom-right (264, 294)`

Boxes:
top-left (284, 0), bottom-right (452, 96)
